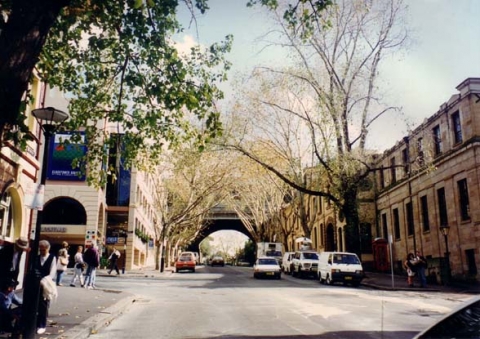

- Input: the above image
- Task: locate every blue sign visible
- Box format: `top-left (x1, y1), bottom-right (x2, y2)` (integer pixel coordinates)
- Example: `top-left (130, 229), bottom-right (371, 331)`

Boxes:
top-left (47, 131), bottom-right (87, 181)
top-left (106, 237), bottom-right (118, 244)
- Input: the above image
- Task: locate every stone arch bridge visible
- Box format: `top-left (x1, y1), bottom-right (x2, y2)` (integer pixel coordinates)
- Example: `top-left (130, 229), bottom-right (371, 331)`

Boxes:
top-left (186, 205), bottom-right (255, 253)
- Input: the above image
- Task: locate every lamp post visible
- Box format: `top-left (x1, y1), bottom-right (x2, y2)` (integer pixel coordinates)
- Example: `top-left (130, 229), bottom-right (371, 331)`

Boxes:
top-left (22, 107), bottom-right (69, 339)
top-left (440, 225), bottom-right (451, 285)
top-left (123, 234), bottom-right (127, 274)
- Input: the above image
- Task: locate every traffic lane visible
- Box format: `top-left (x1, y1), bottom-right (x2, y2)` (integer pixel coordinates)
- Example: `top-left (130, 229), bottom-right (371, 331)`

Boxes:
top-left (91, 266), bottom-right (447, 339)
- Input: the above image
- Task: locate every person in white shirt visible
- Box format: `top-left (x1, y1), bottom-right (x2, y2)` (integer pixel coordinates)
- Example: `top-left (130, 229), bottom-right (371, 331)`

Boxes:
top-left (70, 246), bottom-right (85, 287)
top-left (36, 240), bottom-right (56, 335)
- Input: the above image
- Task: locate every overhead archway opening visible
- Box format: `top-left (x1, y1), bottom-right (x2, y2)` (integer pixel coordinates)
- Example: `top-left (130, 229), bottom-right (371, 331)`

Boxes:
top-left (199, 230), bottom-right (251, 265)
top-left (43, 197), bottom-right (87, 225)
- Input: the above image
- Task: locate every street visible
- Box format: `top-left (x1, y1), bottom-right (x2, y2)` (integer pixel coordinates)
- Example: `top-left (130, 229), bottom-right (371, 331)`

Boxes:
top-left (87, 265), bottom-right (473, 339)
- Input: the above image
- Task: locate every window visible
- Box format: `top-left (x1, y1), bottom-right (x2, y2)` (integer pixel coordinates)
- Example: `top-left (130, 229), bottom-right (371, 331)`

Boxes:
top-left (432, 125), bottom-right (442, 156)
top-left (417, 138), bottom-right (424, 166)
top-left (402, 148), bottom-right (409, 176)
top-left (393, 208), bottom-right (400, 240)
top-left (457, 178), bottom-right (470, 221)
top-left (452, 111), bottom-right (463, 144)
top-left (390, 157), bottom-right (396, 184)
top-left (406, 202), bottom-right (414, 236)
top-left (381, 213), bottom-right (388, 239)
top-left (380, 169), bottom-right (385, 189)
top-left (0, 191), bottom-right (14, 238)
top-left (437, 187), bottom-right (448, 227)
top-left (465, 249), bottom-right (477, 276)
top-left (420, 195), bottom-right (430, 232)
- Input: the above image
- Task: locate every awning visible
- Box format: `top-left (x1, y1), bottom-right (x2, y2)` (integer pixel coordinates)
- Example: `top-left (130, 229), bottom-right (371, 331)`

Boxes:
top-left (295, 237), bottom-right (312, 244)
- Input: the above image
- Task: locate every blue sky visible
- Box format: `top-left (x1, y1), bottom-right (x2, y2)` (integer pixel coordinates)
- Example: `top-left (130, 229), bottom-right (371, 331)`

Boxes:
top-left (177, 0), bottom-right (480, 151)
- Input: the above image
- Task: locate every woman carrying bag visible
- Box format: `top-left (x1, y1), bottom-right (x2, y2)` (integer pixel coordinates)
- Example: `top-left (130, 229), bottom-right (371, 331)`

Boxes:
top-left (56, 241), bottom-right (69, 286)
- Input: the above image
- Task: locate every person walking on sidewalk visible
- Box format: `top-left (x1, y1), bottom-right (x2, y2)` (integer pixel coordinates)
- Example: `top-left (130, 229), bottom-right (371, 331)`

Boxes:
top-left (70, 246), bottom-right (85, 287)
top-left (404, 253), bottom-right (417, 287)
top-left (56, 241), bottom-right (69, 286)
top-left (83, 244), bottom-right (100, 289)
top-left (108, 247), bottom-right (121, 275)
top-left (415, 250), bottom-right (428, 288)
top-left (36, 240), bottom-right (57, 335)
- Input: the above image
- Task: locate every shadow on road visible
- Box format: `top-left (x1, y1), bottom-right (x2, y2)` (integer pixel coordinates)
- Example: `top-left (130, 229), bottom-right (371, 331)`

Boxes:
top-left (198, 331), bottom-right (417, 339)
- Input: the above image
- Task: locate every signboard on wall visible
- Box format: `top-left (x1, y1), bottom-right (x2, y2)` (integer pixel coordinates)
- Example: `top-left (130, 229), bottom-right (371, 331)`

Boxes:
top-left (47, 131), bottom-right (87, 181)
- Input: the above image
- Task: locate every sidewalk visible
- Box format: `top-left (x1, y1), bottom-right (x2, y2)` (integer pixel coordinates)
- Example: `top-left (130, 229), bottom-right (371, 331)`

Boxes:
top-left (362, 271), bottom-right (480, 294)
top-left (0, 267), bottom-right (173, 339)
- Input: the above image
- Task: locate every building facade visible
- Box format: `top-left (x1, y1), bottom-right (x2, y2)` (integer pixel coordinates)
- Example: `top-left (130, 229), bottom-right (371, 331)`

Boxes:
top-left (375, 77), bottom-right (480, 282)
top-left (277, 78), bottom-right (480, 283)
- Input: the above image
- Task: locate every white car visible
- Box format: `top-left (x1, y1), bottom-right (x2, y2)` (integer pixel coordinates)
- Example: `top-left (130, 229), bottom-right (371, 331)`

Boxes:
top-left (291, 250), bottom-right (320, 278)
top-left (253, 257), bottom-right (281, 279)
top-left (281, 252), bottom-right (295, 274)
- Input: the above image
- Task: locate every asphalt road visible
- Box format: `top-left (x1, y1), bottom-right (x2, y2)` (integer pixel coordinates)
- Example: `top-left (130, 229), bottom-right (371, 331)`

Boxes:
top-left (88, 265), bottom-right (473, 339)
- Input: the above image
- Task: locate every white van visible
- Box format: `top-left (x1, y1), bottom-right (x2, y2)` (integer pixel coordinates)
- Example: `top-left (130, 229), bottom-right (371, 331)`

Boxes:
top-left (317, 251), bottom-right (364, 287)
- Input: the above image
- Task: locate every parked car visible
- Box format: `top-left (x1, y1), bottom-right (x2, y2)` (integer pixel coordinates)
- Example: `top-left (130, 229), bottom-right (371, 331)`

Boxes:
top-left (413, 296), bottom-right (480, 338)
top-left (253, 257), bottom-right (281, 279)
top-left (175, 254), bottom-right (196, 273)
top-left (210, 256), bottom-right (225, 267)
top-left (179, 251), bottom-right (198, 265)
top-left (317, 251), bottom-right (364, 287)
top-left (291, 250), bottom-right (319, 278)
top-left (281, 252), bottom-right (295, 274)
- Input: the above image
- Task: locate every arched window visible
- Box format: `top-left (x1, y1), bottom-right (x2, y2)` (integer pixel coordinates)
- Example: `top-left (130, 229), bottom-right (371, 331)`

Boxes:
top-left (43, 197), bottom-right (87, 225)
top-left (0, 191), bottom-right (14, 237)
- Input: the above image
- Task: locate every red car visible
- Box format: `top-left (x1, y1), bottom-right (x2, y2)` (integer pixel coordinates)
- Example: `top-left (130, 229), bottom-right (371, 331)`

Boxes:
top-left (175, 254), bottom-right (196, 273)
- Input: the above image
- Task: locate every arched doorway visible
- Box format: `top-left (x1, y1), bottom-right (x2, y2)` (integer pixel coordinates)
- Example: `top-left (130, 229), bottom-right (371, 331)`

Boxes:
top-left (325, 223), bottom-right (335, 251)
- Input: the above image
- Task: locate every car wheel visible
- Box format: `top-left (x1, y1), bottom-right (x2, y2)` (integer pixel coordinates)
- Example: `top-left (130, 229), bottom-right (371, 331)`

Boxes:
top-left (192, 268), bottom-right (195, 273)
top-left (352, 282), bottom-right (360, 287)
top-left (175, 268), bottom-right (178, 273)
top-left (291, 268), bottom-right (297, 277)
top-left (326, 274), bottom-right (333, 285)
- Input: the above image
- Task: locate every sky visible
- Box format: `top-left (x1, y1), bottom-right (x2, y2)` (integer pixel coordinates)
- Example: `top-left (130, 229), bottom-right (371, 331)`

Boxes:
top-left (179, 0), bottom-right (480, 243)
top-left (177, 0), bottom-right (480, 150)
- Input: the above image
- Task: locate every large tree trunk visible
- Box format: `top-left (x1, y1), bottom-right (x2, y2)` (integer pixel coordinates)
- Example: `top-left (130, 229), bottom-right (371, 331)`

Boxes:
top-left (0, 0), bottom-right (68, 129)
top-left (342, 187), bottom-right (361, 258)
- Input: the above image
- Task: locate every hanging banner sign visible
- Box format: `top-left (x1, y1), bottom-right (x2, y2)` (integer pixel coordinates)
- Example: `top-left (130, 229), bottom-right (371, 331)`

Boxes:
top-left (24, 183), bottom-right (45, 210)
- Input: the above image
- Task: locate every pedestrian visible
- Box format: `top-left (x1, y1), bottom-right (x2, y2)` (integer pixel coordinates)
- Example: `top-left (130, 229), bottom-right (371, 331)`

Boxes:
top-left (83, 244), bottom-right (100, 289)
top-left (56, 241), bottom-right (69, 286)
top-left (404, 253), bottom-right (417, 287)
top-left (108, 247), bottom-right (121, 275)
top-left (415, 250), bottom-right (428, 288)
top-left (0, 237), bottom-right (29, 285)
top-left (36, 240), bottom-right (57, 335)
top-left (0, 278), bottom-right (22, 337)
top-left (70, 246), bottom-right (85, 287)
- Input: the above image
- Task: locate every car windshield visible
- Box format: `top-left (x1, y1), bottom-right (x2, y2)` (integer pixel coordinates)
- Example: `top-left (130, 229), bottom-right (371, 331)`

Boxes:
top-left (266, 250), bottom-right (282, 257)
top-left (333, 254), bottom-right (360, 264)
top-left (179, 256), bottom-right (192, 262)
top-left (258, 259), bottom-right (278, 265)
top-left (303, 252), bottom-right (319, 260)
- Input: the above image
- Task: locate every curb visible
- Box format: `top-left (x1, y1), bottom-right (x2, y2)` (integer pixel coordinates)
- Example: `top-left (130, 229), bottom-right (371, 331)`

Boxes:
top-left (54, 294), bottom-right (138, 339)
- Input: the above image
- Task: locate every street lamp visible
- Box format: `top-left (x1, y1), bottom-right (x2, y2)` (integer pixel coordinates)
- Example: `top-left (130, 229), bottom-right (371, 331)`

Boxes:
top-left (440, 224), bottom-right (451, 285)
top-left (22, 107), bottom-right (69, 338)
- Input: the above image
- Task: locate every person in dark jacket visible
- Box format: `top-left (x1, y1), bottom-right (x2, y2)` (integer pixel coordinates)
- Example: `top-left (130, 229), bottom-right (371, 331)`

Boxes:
top-left (83, 244), bottom-right (100, 289)
top-left (0, 237), bottom-right (29, 287)
top-left (108, 247), bottom-right (121, 275)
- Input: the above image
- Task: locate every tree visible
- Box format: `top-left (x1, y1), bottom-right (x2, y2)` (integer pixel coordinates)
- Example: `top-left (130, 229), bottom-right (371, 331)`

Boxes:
top-left (152, 142), bottom-right (237, 270)
top-left (223, 0), bottom-right (408, 256)
top-left (0, 0), bottom-right (333, 186)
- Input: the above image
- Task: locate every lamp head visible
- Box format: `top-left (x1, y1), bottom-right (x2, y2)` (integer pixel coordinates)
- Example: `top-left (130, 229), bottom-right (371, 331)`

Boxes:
top-left (32, 107), bottom-right (69, 124)
top-left (440, 225), bottom-right (450, 236)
